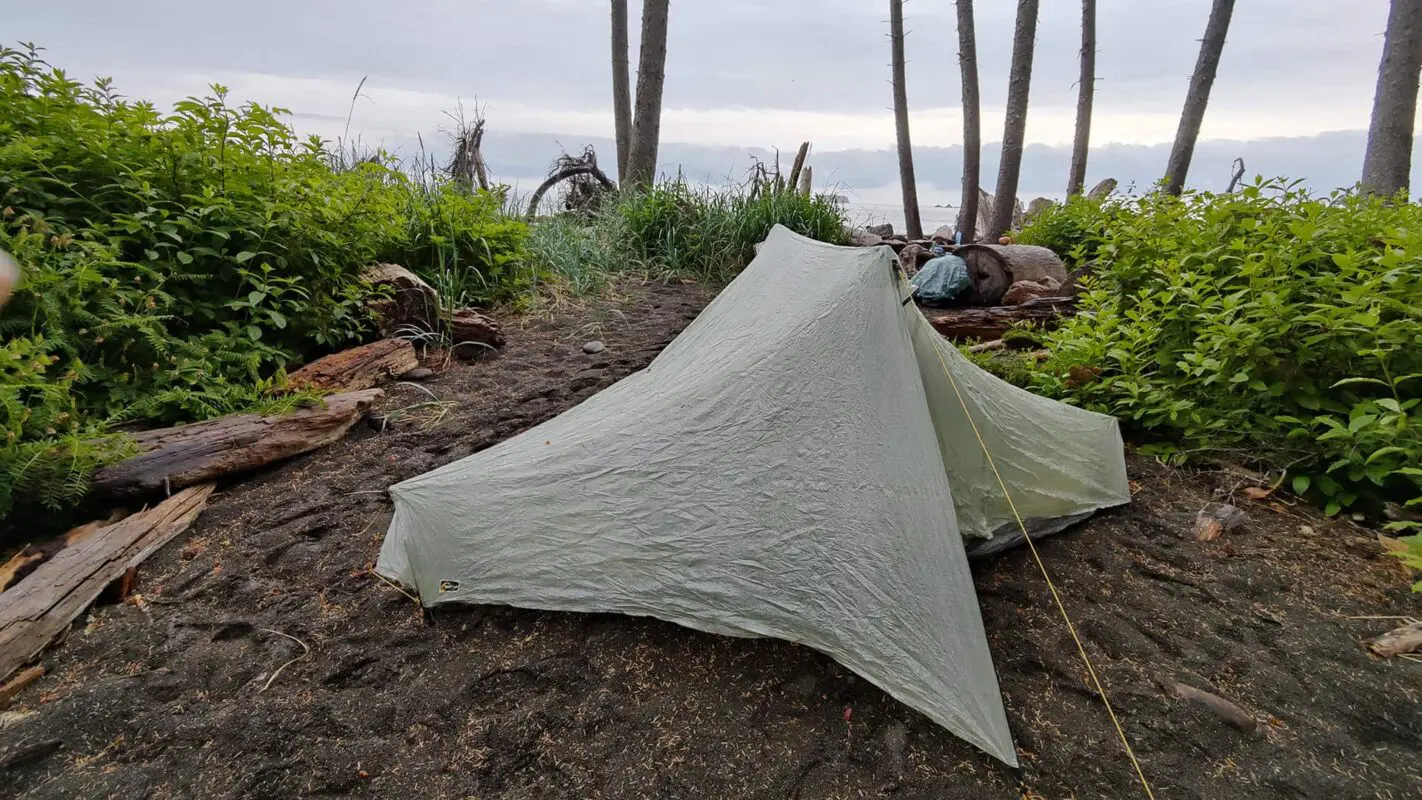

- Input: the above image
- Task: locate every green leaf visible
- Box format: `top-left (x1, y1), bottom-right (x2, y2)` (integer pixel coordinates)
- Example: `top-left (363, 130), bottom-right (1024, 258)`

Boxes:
top-left (1377, 398), bottom-right (1402, 413)
top-left (248, 291), bottom-right (266, 305)
top-left (1348, 414), bottom-right (1378, 432)
top-left (143, 249), bottom-right (160, 261)
top-left (246, 325), bottom-right (262, 341)
top-left (1366, 446), bottom-right (1405, 464)
top-left (1291, 475), bottom-right (1310, 495)
top-left (267, 310), bottom-right (287, 329)
top-left (1330, 377), bottom-right (1391, 389)
top-left (1324, 502), bottom-right (1341, 517)
top-left (175, 251), bottom-right (193, 265)
top-left (236, 251), bottom-right (256, 263)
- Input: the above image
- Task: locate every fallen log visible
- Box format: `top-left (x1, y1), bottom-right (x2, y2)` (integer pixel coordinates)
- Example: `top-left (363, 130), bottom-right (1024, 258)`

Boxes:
top-left (0, 484), bottom-right (214, 682)
top-left (90, 389), bottom-right (381, 499)
top-left (957, 244), bottom-right (1068, 305)
top-left (286, 339), bottom-right (418, 392)
top-left (446, 308), bottom-right (506, 353)
top-left (0, 513), bottom-right (123, 593)
top-left (923, 296), bottom-right (1077, 341)
top-left (1367, 621), bottom-right (1422, 657)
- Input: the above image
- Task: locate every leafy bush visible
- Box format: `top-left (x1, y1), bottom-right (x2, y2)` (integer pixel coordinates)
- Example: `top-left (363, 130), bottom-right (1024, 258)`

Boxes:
top-left (1016, 194), bottom-right (1125, 267)
top-left (1019, 180), bottom-right (1422, 522)
top-left (0, 44), bottom-right (526, 519)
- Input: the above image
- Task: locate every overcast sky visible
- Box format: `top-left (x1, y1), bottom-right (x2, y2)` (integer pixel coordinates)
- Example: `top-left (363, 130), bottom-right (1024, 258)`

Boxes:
top-left (4, 0), bottom-right (1413, 204)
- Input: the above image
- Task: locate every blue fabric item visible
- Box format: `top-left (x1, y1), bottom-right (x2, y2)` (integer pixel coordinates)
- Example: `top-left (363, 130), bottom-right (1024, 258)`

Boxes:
top-left (910, 254), bottom-right (971, 305)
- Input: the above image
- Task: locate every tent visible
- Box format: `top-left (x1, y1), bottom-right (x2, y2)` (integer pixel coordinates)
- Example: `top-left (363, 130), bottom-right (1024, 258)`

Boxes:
top-left (376, 225), bottom-right (1130, 765)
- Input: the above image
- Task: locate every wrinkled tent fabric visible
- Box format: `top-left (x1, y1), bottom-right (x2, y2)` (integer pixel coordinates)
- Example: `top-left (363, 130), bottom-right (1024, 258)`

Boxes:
top-left (377, 225), bottom-right (1130, 766)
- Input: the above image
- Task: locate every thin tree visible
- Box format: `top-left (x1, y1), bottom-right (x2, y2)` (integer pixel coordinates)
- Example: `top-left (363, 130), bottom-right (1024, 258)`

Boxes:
top-left (1163, 0), bottom-right (1236, 196)
top-left (1066, 0), bottom-right (1096, 197)
top-left (956, 0), bottom-right (981, 242)
top-left (1362, 0), bottom-right (1422, 196)
top-left (986, 0), bottom-right (1040, 240)
top-left (889, 0), bottom-right (922, 239)
top-left (624, 0), bottom-right (671, 188)
top-left (611, 0), bottom-right (633, 181)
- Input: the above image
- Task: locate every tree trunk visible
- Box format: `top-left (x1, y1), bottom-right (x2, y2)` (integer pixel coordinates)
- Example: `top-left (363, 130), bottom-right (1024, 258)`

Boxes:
top-left (90, 390), bottom-right (382, 499)
top-left (1362, 0), bottom-right (1422, 197)
top-left (1067, 0), bottom-right (1096, 197)
top-left (956, 0), bottom-right (981, 242)
top-left (986, 0), bottom-right (1040, 240)
top-left (1164, 0), bottom-right (1236, 196)
top-left (611, 0), bottom-right (633, 181)
top-left (890, 0), bottom-right (923, 240)
top-left (286, 339), bottom-right (419, 393)
top-left (624, 0), bottom-right (671, 189)
top-left (0, 484), bottom-right (215, 682)
top-left (786, 141), bottom-right (811, 195)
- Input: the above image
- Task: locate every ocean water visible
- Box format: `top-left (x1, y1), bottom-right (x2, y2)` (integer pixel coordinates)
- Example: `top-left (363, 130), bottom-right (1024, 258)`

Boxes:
top-left (840, 201), bottom-right (960, 238)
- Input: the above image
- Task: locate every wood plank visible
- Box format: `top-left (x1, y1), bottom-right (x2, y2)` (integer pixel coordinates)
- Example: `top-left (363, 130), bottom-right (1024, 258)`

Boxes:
top-left (90, 389), bottom-right (381, 499)
top-left (0, 484), bottom-right (215, 682)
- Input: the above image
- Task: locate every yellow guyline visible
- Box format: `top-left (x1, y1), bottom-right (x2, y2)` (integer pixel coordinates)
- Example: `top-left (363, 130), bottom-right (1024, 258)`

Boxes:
top-left (899, 273), bottom-right (1155, 799)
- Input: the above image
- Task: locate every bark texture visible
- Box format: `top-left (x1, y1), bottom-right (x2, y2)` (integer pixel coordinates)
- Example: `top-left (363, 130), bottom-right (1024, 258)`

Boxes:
top-left (923, 297), bottom-right (1077, 341)
top-left (986, 0), bottom-right (1040, 239)
top-left (1164, 0), bottom-right (1236, 196)
top-left (1067, 0), bottom-right (1096, 197)
top-left (90, 390), bottom-right (382, 499)
top-left (287, 339), bottom-right (419, 393)
top-left (890, 0), bottom-right (923, 239)
top-left (1362, 0), bottom-right (1422, 196)
top-left (956, 0), bottom-right (981, 242)
top-left (611, 0), bottom-right (633, 180)
top-left (624, 0), bottom-right (671, 188)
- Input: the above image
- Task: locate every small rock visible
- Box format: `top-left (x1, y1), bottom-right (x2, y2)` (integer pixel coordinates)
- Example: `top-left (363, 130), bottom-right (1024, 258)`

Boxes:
top-left (1086, 177), bottom-right (1118, 201)
top-left (932, 225), bottom-right (955, 243)
top-left (400, 367), bottom-right (435, 381)
top-left (582, 340), bottom-right (605, 355)
top-left (865, 222), bottom-right (894, 238)
top-left (1025, 197), bottom-right (1056, 223)
top-left (1193, 503), bottom-right (1247, 542)
top-left (847, 228), bottom-right (885, 247)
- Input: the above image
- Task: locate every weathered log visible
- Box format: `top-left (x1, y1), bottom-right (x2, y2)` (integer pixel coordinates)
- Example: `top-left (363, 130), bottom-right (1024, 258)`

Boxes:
top-left (0, 513), bottom-right (121, 593)
top-left (923, 296), bottom-right (1077, 341)
top-left (446, 308), bottom-right (506, 354)
top-left (1163, 680), bottom-right (1257, 732)
top-left (957, 243), bottom-right (1068, 306)
top-left (785, 141), bottom-right (810, 194)
top-left (524, 163), bottom-right (616, 220)
top-left (0, 485), bottom-right (215, 682)
top-left (287, 339), bottom-right (418, 392)
top-left (0, 553), bottom-right (42, 594)
top-left (362, 263), bottom-right (439, 335)
top-left (90, 390), bottom-right (381, 499)
top-left (1367, 621), bottom-right (1422, 657)
top-left (1086, 177), bottom-right (1117, 201)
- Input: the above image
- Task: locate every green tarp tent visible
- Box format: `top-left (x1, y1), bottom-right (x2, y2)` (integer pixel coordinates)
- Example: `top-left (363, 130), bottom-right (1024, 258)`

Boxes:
top-left (377, 225), bottom-right (1130, 765)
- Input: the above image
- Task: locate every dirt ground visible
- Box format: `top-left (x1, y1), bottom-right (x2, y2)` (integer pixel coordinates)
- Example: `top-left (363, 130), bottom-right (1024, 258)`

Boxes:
top-left (2, 279), bottom-right (1419, 800)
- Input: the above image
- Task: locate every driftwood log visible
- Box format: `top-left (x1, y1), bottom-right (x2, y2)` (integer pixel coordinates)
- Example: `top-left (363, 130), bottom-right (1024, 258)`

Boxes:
top-left (0, 484), bottom-right (215, 682)
top-left (287, 339), bottom-right (418, 392)
top-left (923, 296), bottom-right (1077, 341)
top-left (524, 164), bottom-right (616, 220)
top-left (957, 244), bottom-right (1068, 305)
top-left (447, 308), bottom-right (506, 354)
top-left (362, 263), bottom-right (439, 335)
top-left (1367, 621), bottom-right (1422, 657)
top-left (90, 389), bottom-right (381, 499)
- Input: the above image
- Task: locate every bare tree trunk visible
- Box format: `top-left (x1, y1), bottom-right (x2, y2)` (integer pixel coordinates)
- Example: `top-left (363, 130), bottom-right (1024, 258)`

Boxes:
top-left (956, 0), bottom-right (981, 242)
top-left (786, 141), bottom-right (811, 194)
top-left (1067, 0), bottom-right (1096, 197)
top-left (1164, 0), bottom-right (1236, 196)
top-left (624, 0), bottom-right (671, 189)
top-left (611, 0), bottom-right (633, 182)
top-left (986, 0), bottom-right (1040, 240)
top-left (890, 0), bottom-right (923, 239)
top-left (1362, 0), bottom-right (1422, 196)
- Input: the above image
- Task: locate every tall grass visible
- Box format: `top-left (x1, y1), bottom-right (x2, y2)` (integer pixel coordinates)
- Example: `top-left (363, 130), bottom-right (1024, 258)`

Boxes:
top-left (525, 180), bottom-right (847, 294)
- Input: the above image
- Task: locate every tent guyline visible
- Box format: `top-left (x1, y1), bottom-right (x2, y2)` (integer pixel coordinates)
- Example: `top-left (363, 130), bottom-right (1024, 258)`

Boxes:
top-left (903, 279), bottom-right (1155, 798)
top-left (377, 225), bottom-right (1134, 771)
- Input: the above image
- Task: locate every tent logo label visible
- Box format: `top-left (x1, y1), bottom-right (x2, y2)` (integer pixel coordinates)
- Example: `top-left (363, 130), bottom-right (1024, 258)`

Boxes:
top-left (438, 580), bottom-right (460, 593)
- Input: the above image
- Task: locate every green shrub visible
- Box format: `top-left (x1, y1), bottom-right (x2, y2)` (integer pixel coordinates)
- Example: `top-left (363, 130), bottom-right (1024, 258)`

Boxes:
top-left (1015, 194), bottom-right (1124, 266)
top-left (0, 44), bottom-right (527, 520)
top-left (1023, 180), bottom-right (1422, 520)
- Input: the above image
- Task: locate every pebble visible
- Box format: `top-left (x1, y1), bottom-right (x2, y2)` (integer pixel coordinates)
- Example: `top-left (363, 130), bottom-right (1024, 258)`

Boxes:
top-left (582, 340), bottom-right (605, 354)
